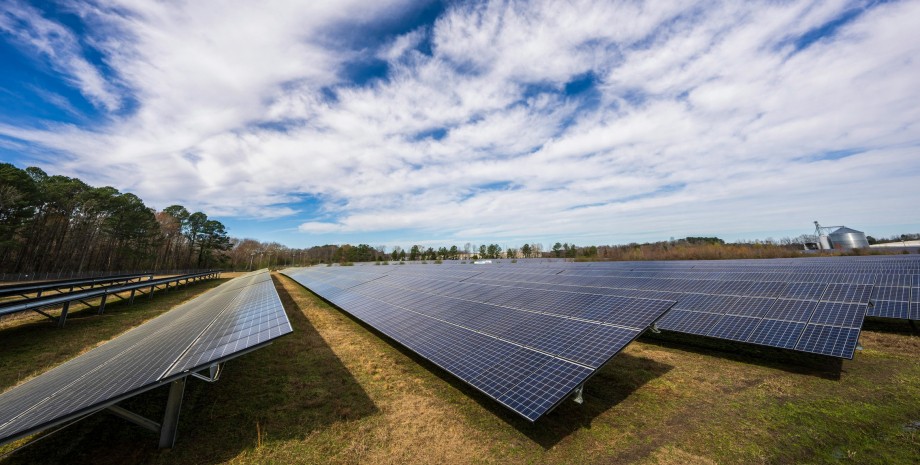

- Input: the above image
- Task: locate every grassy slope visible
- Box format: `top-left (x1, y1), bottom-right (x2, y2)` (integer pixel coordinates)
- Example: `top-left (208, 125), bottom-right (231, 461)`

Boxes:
top-left (1, 273), bottom-right (918, 464)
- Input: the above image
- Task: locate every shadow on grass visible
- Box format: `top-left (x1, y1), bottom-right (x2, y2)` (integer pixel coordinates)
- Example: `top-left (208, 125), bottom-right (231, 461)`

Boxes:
top-left (0, 276), bottom-right (377, 465)
top-left (309, 291), bottom-right (673, 450)
top-left (640, 331), bottom-right (844, 381)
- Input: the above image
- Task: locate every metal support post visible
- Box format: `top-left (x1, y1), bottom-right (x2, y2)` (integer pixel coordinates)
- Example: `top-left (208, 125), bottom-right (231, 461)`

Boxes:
top-left (58, 301), bottom-right (70, 327)
top-left (158, 377), bottom-right (187, 449)
top-left (572, 384), bottom-right (584, 404)
top-left (97, 294), bottom-right (108, 315)
top-left (129, 289), bottom-right (136, 304)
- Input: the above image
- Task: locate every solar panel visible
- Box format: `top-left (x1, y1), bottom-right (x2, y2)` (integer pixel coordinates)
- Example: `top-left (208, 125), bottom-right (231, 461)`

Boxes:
top-left (283, 267), bottom-right (674, 421)
top-left (867, 300), bottom-right (910, 319)
top-left (794, 325), bottom-right (860, 358)
top-left (706, 315), bottom-right (761, 342)
top-left (870, 286), bottom-right (910, 302)
top-left (746, 319), bottom-right (805, 349)
top-left (0, 270), bottom-right (291, 448)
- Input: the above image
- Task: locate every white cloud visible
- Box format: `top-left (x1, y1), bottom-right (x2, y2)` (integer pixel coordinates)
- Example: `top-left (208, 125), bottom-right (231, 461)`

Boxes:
top-left (1, 0), bottom-right (919, 245)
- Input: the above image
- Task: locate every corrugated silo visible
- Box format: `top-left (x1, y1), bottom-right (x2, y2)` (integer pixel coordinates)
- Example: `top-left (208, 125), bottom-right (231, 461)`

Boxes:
top-left (828, 227), bottom-right (869, 250)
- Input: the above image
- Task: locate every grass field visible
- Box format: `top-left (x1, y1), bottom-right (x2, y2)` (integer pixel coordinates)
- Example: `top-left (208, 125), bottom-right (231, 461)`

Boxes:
top-left (2, 273), bottom-right (919, 464)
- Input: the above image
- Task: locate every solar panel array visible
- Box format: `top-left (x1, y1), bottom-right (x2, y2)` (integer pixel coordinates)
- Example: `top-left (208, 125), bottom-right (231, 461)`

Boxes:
top-left (290, 255), bottom-right (918, 367)
top-left (449, 267), bottom-right (875, 359)
top-left (0, 269), bottom-right (292, 446)
top-left (283, 267), bottom-right (674, 421)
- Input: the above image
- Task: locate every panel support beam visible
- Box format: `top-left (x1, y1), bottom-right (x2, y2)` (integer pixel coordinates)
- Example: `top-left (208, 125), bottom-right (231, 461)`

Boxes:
top-left (190, 363), bottom-right (223, 383)
top-left (106, 405), bottom-right (161, 433)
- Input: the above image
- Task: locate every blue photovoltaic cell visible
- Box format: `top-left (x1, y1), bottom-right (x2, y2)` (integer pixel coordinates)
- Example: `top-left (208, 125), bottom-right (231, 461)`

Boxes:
top-left (761, 299), bottom-right (817, 322)
top-left (868, 301), bottom-right (910, 319)
top-left (746, 319), bottom-right (805, 349)
top-left (657, 309), bottom-right (722, 336)
top-left (795, 324), bottom-right (860, 359)
top-left (911, 303), bottom-right (920, 321)
top-left (724, 297), bottom-right (775, 317)
top-left (553, 325), bottom-right (640, 368)
top-left (744, 281), bottom-right (788, 297)
top-left (706, 315), bottom-right (761, 342)
top-left (820, 283), bottom-right (872, 304)
top-left (870, 286), bottom-right (909, 302)
top-left (496, 358), bottom-right (592, 422)
top-left (780, 282), bottom-right (827, 301)
top-left (807, 302), bottom-right (865, 328)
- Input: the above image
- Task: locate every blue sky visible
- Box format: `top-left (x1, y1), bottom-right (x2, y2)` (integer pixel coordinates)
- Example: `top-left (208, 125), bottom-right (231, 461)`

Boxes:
top-left (1, 0), bottom-right (919, 250)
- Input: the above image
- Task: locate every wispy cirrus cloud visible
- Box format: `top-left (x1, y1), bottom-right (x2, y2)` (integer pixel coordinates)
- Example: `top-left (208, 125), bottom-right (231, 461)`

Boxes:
top-left (0, 1), bottom-right (122, 111)
top-left (1, 0), bottom-right (919, 246)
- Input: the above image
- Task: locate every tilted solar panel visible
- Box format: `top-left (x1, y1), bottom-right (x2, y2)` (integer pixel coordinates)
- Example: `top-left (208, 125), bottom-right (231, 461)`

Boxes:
top-left (283, 267), bottom-right (674, 422)
top-left (0, 270), bottom-right (292, 448)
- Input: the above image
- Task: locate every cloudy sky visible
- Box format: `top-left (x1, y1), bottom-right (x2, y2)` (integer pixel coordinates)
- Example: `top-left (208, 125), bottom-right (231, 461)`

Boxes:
top-left (1, 0), bottom-right (918, 249)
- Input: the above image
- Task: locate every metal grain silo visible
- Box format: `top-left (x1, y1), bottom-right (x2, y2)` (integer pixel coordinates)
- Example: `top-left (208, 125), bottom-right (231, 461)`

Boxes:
top-left (828, 226), bottom-right (869, 250)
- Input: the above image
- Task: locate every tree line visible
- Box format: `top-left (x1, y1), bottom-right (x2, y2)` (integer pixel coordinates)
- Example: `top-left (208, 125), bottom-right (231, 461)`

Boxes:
top-left (0, 163), bottom-right (231, 274)
top-left (223, 236), bottom-right (854, 270)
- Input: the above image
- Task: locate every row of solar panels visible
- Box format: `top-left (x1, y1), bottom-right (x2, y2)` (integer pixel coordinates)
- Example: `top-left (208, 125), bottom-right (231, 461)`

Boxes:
top-left (0, 270), bottom-right (292, 449)
top-left (0, 272), bottom-right (153, 299)
top-left (0, 271), bottom-right (222, 326)
top-left (293, 266), bottom-right (878, 359)
top-left (502, 255), bottom-right (920, 271)
top-left (381, 259), bottom-right (919, 322)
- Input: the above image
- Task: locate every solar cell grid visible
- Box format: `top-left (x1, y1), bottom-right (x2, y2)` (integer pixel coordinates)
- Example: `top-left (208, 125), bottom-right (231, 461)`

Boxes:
top-left (723, 297), bottom-right (776, 317)
top-left (870, 286), bottom-right (909, 302)
top-left (795, 325), bottom-right (860, 358)
top-left (761, 299), bottom-right (817, 322)
top-left (873, 274), bottom-right (913, 287)
top-left (746, 319), bottom-right (805, 349)
top-left (706, 315), bottom-right (761, 342)
top-left (868, 300), bottom-right (910, 319)
top-left (781, 282), bottom-right (827, 300)
top-left (820, 283), bottom-right (873, 304)
top-left (744, 281), bottom-right (788, 298)
top-left (807, 302), bottom-right (865, 328)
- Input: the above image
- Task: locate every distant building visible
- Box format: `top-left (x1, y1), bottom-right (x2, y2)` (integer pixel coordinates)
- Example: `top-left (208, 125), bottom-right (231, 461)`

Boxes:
top-left (827, 226), bottom-right (870, 250)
